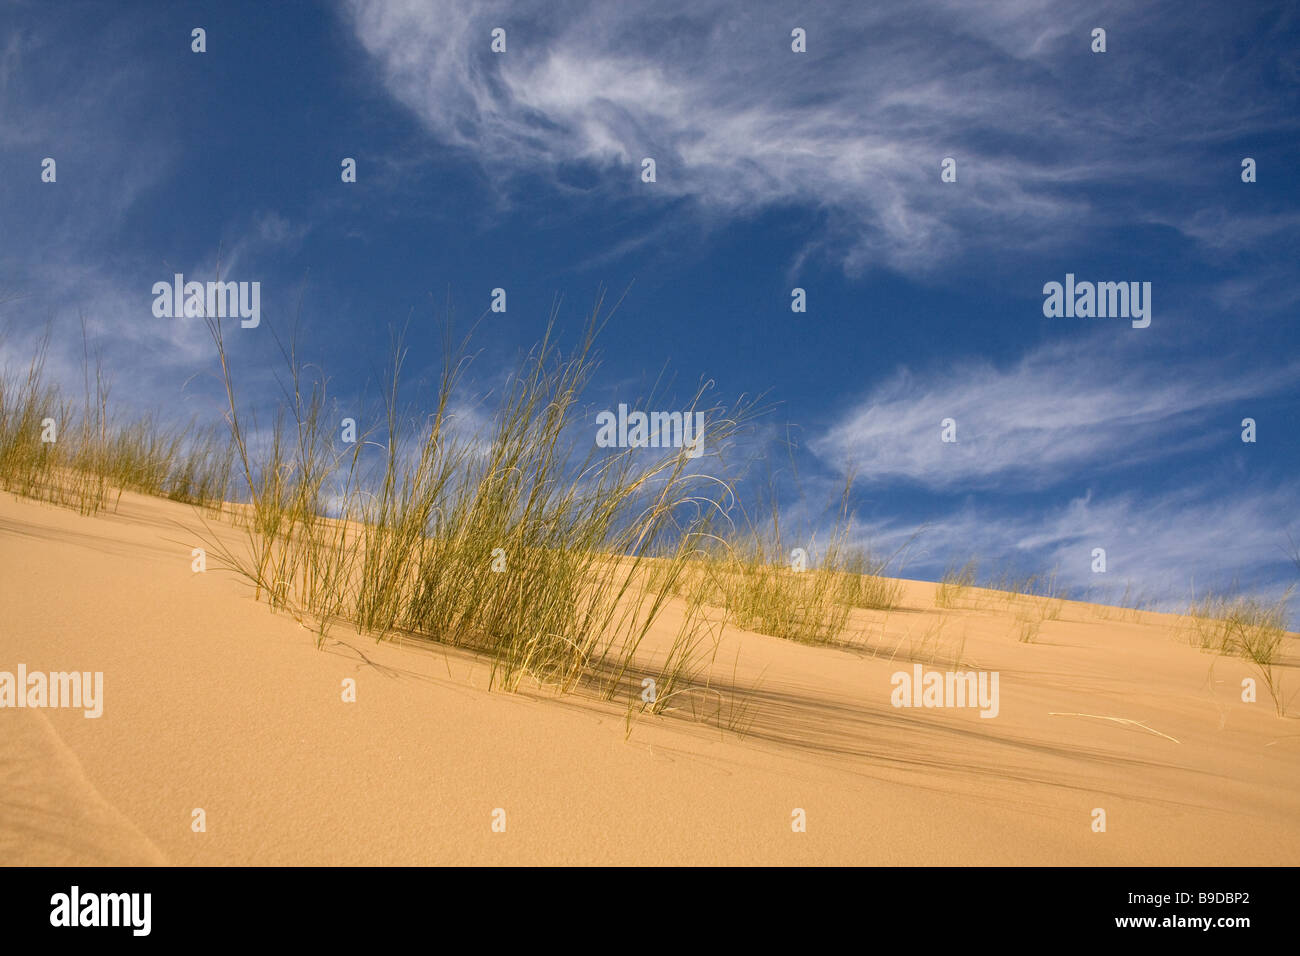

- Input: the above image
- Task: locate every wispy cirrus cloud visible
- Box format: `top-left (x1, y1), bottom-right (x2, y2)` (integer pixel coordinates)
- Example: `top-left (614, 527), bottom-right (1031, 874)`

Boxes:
top-left (848, 481), bottom-right (1300, 613)
top-left (342, 0), bottom-right (1299, 275)
top-left (809, 333), bottom-right (1296, 491)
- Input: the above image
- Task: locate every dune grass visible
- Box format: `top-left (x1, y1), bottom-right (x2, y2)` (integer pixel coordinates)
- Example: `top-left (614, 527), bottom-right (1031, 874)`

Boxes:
top-left (691, 479), bottom-right (891, 647)
top-left (1006, 574), bottom-right (1063, 644)
top-left (711, 532), bottom-right (854, 645)
top-left (0, 327), bottom-right (233, 515)
top-left (934, 561), bottom-right (1072, 642)
top-left (198, 300), bottom-right (750, 704)
top-left (1015, 611), bottom-right (1041, 644)
top-left (1091, 581), bottom-right (1154, 622)
top-left (2, 299), bottom-right (889, 725)
top-left (1184, 589), bottom-right (1294, 715)
top-left (879, 607), bottom-right (971, 668)
top-left (936, 557), bottom-right (978, 609)
top-left (836, 545), bottom-right (908, 611)
top-left (12, 302), bottom-right (1296, 725)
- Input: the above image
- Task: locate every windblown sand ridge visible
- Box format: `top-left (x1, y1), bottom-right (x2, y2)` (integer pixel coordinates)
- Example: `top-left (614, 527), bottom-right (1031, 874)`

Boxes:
top-left (2, 490), bottom-right (1297, 865)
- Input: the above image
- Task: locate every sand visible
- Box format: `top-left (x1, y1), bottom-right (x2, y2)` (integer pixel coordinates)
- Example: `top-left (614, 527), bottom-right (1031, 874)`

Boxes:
top-left (2, 489), bottom-right (1297, 865)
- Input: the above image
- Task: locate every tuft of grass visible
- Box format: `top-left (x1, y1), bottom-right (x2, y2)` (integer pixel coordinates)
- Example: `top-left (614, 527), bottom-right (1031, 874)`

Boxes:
top-left (713, 532), bottom-right (853, 645)
top-left (699, 481), bottom-right (868, 646)
top-left (200, 295), bottom-right (747, 702)
top-left (1033, 569), bottom-right (1065, 622)
top-left (0, 336), bottom-right (64, 504)
top-left (1092, 581), bottom-right (1153, 622)
top-left (836, 545), bottom-right (907, 611)
top-left (936, 557), bottom-right (978, 609)
top-left (1184, 589), bottom-right (1294, 716)
top-left (0, 324), bottom-right (232, 515)
top-left (885, 609), bottom-right (969, 668)
top-left (1015, 612), bottom-right (1041, 644)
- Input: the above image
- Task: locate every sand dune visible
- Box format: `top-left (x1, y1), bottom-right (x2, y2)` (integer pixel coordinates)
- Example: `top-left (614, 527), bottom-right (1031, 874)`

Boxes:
top-left (2, 490), bottom-right (1297, 865)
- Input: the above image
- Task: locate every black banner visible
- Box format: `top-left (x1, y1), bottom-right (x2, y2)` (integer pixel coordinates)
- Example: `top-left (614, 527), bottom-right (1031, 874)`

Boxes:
top-left (0, 866), bottom-right (1285, 943)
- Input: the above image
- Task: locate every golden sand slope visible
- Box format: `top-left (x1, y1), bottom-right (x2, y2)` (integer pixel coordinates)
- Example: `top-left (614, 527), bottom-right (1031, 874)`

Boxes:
top-left (2, 490), bottom-right (1297, 865)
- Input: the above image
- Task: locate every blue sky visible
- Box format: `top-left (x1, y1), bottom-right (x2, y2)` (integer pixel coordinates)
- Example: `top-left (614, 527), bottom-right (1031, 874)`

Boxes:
top-left (2, 0), bottom-right (1298, 615)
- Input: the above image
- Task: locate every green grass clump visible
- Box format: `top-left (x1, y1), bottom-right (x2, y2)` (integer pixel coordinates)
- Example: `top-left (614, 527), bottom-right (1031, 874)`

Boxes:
top-left (1185, 593), bottom-right (1287, 655)
top-left (0, 343), bottom-right (63, 503)
top-left (1185, 590), bottom-right (1294, 715)
top-left (936, 557), bottom-right (978, 609)
top-left (836, 546), bottom-right (906, 611)
top-left (0, 329), bottom-right (232, 515)
top-left (664, 494), bottom-right (907, 646)
top-left (712, 531), bottom-right (854, 645)
top-left (698, 482), bottom-right (895, 645)
top-left (201, 300), bottom-right (746, 700)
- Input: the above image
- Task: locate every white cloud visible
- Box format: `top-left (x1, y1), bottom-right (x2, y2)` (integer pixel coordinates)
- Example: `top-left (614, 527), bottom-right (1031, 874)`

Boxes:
top-left (848, 482), bottom-right (1300, 616)
top-left (342, 0), bottom-right (1297, 275)
top-left (810, 334), bottom-right (1297, 490)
